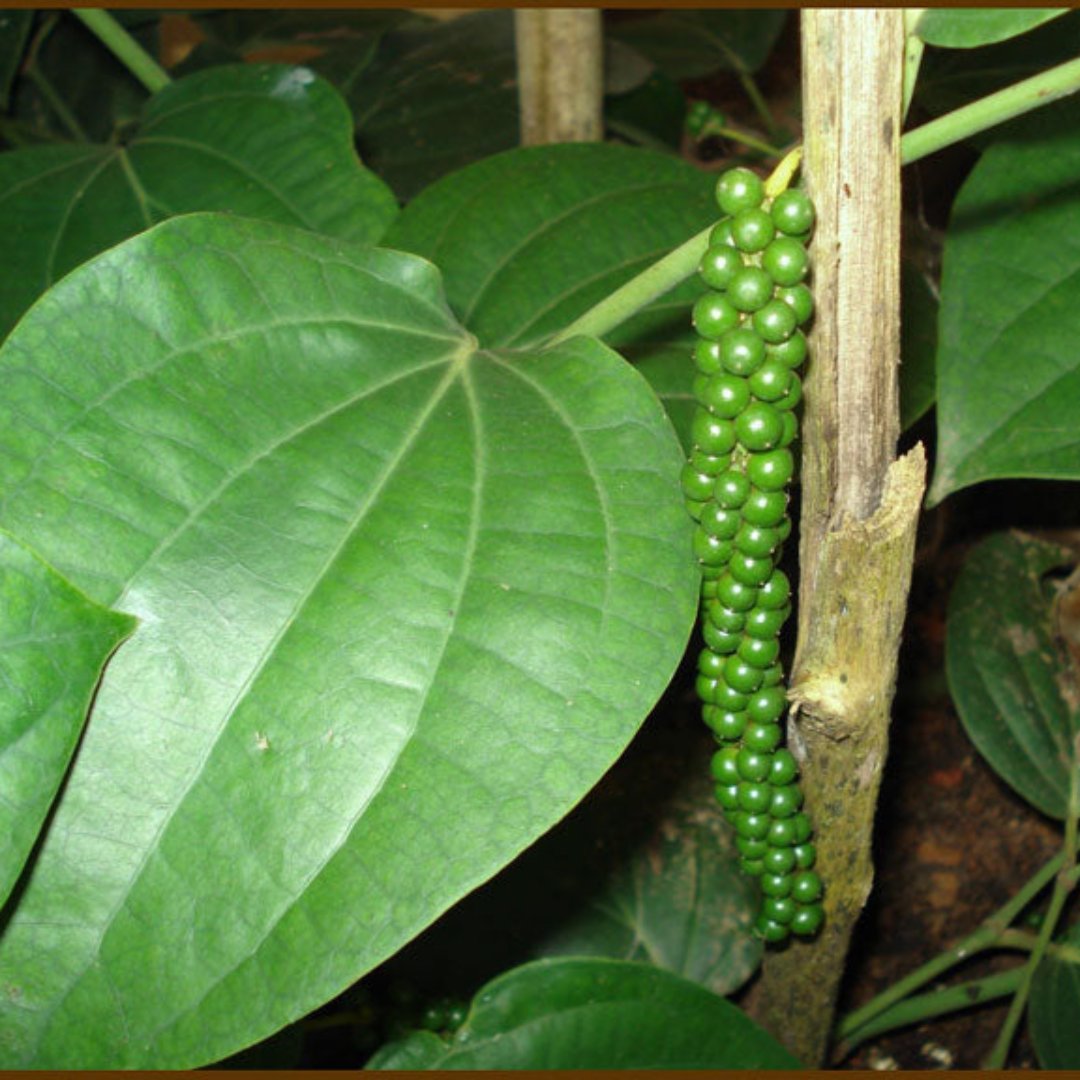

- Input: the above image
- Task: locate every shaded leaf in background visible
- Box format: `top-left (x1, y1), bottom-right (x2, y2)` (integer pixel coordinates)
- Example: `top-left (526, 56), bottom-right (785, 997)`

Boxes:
top-left (348, 11), bottom-right (519, 203)
top-left (915, 10), bottom-right (1080, 126)
top-left (946, 531), bottom-right (1080, 820)
top-left (0, 10), bottom-right (32, 111)
top-left (0, 532), bottom-right (135, 910)
top-left (535, 805), bottom-right (761, 996)
top-left (900, 260), bottom-right (938, 430)
top-left (915, 8), bottom-right (1068, 50)
top-left (378, 716), bottom-right (760, 1006)
top-left (174, 9), bottom-right (419, 90)
top-left (929, 101), bottom-right (1080, 503)
top-left (0, 63), bottom-right (397, 340)
top-left (8, 11), bottom-right (158, 144)
top-left (603, 37), bottom-right (655, 97)
top-left (384, 142), bottom-right (715, 446)
top-left (0, 212), bottom-right (698, 1067)
top-left (606, 69), bottom-right (689, 152)
top-left (1030, 918), bottom-right (1080, 1068)
top-left (606, 10), bottom-right (788, 81)
top-left (366, 957), bottom-right (801, 1069)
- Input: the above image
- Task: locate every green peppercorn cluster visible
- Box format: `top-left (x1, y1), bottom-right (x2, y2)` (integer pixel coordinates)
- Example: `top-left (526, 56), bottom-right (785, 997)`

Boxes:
top-left (682, 166), bottom-right (824, 944)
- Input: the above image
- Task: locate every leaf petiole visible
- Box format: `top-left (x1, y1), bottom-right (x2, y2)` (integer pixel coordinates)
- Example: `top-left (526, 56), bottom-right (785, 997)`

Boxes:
top-left (71, 8), bottom-right (170, 95)
top-left (548, 54), bottom-right (1080, 350)
top-left (835, 967), bottom-right (1023, 1057)
top-left (983, 759), bottom-right (1080, 1067)
top-left (835, 832), bottom-right (1080, 1047)
top-left (900, 54), bottom-right (1080, 165)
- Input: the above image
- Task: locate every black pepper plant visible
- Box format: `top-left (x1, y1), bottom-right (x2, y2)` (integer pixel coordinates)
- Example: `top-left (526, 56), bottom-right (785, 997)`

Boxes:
top-left (1, 6), bottom-right (1080, 1072)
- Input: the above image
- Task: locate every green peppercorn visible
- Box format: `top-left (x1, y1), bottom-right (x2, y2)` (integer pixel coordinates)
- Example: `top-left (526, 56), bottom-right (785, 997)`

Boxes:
top-left (771, 188), bottom-right (815, 235)
top-left (738, 636), bottom-right (780, 670)
top-left (699, 243), bottom-right (745, 290)
top-left (720, 327), bottom-right (767, 376)
top-left (727, 267), bottom-right (775, 313)
top-left (743, 719), bottom-right (782, 751)
top-left (693, 292), bottom-right (741, 340)
top-left (735, 401), bottom-right (785, 451)
top-left (716, 167), bottom-right (764, 215)
top-left (753, 300), bottom-right (798, 344)
top-left (762, 236), bottom-right (809, 286)
top-left (791, 870), bottom-right (823, 903)
top-left (731, 207), bottom-right (776, 253)
top-left (791, 903), bottom-right (824, 936)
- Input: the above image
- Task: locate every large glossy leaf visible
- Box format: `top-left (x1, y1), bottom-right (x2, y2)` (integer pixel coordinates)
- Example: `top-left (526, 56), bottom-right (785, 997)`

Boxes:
top-left (0, 63), bottom-right (397, 340)
top-left (384, 143), bottom-right (715, 444)
top-left (0, 532), bottom-right (134, 909)
top-left (366, 957), bottom-right (801, 1069)
top-left (928, 104), bottom-right (1080, 503)
top-left (0, 213), bottom-right (698, 1067)
top-left (946, 532), bottom-right (1080, 819)
top-left (916, 9), bottom-right (1068, 49)
top-left (1031, 918), bottom-right (1080, 1068)
top-left (607, 10), bottom-right (788, 80)
top-left (347, 11), bottom-right (519, 202)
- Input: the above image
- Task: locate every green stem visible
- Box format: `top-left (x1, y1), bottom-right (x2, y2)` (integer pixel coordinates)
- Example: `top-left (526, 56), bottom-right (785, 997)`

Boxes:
top-left (543, 56), bottom-right (1080, 351)
top-left (71, 8), bottom-right (170, 94)
top-left (837, 966), bottom-right (1023, 1056)
top-left (546, 223), bottom-right (714, 347)
top-left (697, 120), bottom-right (785, 159)
top-left (708, 32), bottom-right (777, 137)
top-left (901, 55), bottom-right (1080, 165)
top-left (998, 928), bottom-right (1080, 964)
top-left (835, 838), bottom-right (1077, 1042)
top-left (984, 772), bottom-right (1079, 1068)
top-left (736, 68), bottom-right (778, 139)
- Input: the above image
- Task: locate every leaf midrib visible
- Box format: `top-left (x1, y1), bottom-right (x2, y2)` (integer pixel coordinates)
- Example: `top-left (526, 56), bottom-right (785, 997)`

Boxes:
top-left (139, 343), bottom-right (627, 1059)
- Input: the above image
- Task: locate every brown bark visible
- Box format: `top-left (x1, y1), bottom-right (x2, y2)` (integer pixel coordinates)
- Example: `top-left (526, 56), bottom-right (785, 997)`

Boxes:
top-left (747, 10), bottom-right (926, 1065)
top-left (514, 10), bottom-right (603, 146)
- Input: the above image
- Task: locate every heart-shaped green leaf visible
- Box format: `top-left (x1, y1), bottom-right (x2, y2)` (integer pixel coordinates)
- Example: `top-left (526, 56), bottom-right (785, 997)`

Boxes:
top-left (384, 143), bottom-right (716, 448)
top-left (929, 105), bottom-right (1080, 503)
top-left (366, 957), bottom-right (801, 1069)
top-left (915, 9), bottom-right (1067, 49)
top-left (0, 63), bottom-right (397, 340)
top-left (1031, 919), bottom-right (1080, 1068)
top-left (0, 532), bottom-right (134, 909)
top-left (946, 531), bottom-right (1080, 819)
top-left (384, 143), bottom-right (716, 350)
top-left (0, 212), bottom-right (698, 1067)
